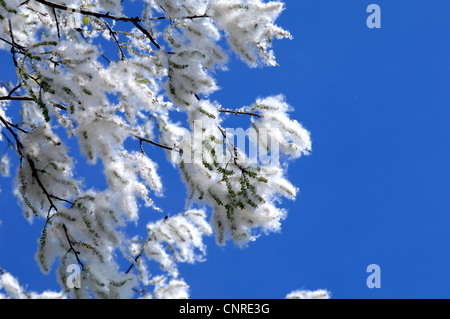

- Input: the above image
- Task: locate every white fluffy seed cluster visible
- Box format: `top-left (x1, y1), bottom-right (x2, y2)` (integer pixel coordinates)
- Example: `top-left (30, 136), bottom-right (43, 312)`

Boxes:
top-left (0, 0), bottom-right (313, 298)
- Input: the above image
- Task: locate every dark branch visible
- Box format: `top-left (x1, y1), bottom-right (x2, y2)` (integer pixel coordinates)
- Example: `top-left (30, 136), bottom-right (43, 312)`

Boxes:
top-left (147, 13), bottom-right (209, 21)
top-left (125, 236), bottom-right (152, 274)
top-left (1, 115), bottom-right (82, 268)
top-left (34, 0), bottom-right (136, 22)
top-left (52, 7), bottom-right (61, 39)
top-left (0, 82), bottom-right (33, 103)
top-left (8, 20), bottom-right (19, 68)
top-left (6, 82), bottom-right (24, 97)
top-left (0, 115), bottom-right (24, 156)
top-left (125, 249), bottom-right (143, 274)
top-left (103, 20), bottom-right (125, 60)
top-left (50, 194), bottom-right (74, 205)
top-left (139, 139), bottom-right (145, 155)
top-left (218, 109), bottom-right (261, 118)
top-left (132, 134), bottom-right (178, 152)
top-left (34, 0), bottom-right (166, 52)
top-left (194, 94), bottom-right (260, 118)
top-left (34, 0), bottom-right (209, 22)
top-left (63, 224), bottom-right (85, 269)
top-left (130, 17), bottom-right (162, 52)
top-left (27, 155), bottom-right (58, 212)
top-left (0, 36), bottom-right (60, 66)
top-left (33, 0), bottom-right (208, 53)
top-left (0, 96), bottom-right (34, 102)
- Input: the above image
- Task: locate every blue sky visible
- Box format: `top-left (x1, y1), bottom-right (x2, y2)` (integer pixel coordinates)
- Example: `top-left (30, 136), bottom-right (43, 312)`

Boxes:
top-left (1, 0), bottom-right (450, 299)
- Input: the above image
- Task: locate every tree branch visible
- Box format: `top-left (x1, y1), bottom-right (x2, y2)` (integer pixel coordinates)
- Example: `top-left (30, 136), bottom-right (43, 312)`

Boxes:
top-left (125, 246), bottom-right (144, 274)
top-left (0, 35), bottom-right (60, 67)
top-left (218, 109), bottom-right (261, 118)
top-left (34, 0), bottom-right (167, 52)
top-left (1, 114), bottom-right (82, 269)
top-left (52, 7), bottom-right (61, 39)
top-left (8, 20), bottom-right (19, 68)
top-left (62, 224), bottom-right (85, 269)
top-left (34, 0), bottom-right (135, 22)
top-left (34, 0), bottom-right (209, 22)
top-left (102, 20), bottom-right (125, 61)
top-left (146, 13), bottom-right (209, 21)
top-left (0, 96), bottom-right (34, 102)
top-left (195, 93), bottom-right (261, 118)
top-left (132, 134), bottom-right (179, 152)
top-left (33, 0), bottom-right (208, 53)
top-left (130, 17), bottom-right (162, 52)
top-left (5, 82), bottom-right (25, 97)
top-left (0, 115), bottom-right (24, 156)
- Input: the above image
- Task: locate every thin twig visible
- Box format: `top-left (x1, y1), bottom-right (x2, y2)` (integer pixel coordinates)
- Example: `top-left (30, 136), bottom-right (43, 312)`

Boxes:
top-left (218, 109), bottom-right (261, 118)
top-left (130, 17), bottom-right (162, 52)
top-left (147, 13), bottom-right (209, 21)
top-left (34, 0), bottom-right (166, 52)
top-left (8, 20), bottom-right (18, 67)
top-left (63, 224), bottom-right (85, 269)
top-left (0, 115), bottom-right (24, 156)
top-left (52, 7), bottom-right (61, 39)
top-left (125, 236), bottom-right (152, 274)
top-left (132, 134), bottom-right (177, 152)
top-left (34, 0), bottom-right (208, 22)
top-left (1, 115), bottom-right (82, 268)
top-left (103, 20), bottom-right (125, 60)
top-left (0, 37), bottom-right (26, 53)
top-left (6, 82), bottom-right (24, 97)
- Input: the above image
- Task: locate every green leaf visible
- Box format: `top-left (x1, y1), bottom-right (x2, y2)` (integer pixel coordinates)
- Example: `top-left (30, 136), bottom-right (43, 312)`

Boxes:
top-left (82, 16), bottom-right (89, 26)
